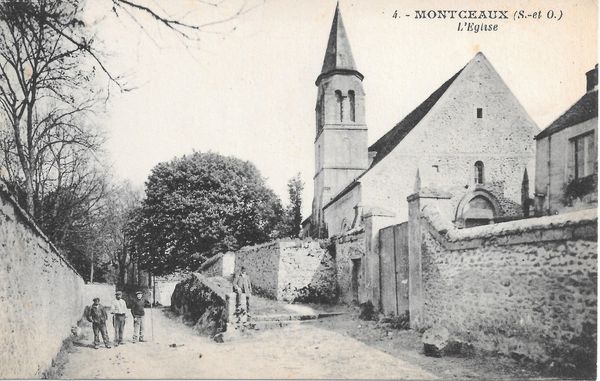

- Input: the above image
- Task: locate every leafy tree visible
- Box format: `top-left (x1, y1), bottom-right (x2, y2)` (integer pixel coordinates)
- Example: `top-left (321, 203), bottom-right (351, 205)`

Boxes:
top-left (0, 0), bottom-right (261, 281)
top-left (279, 173), bottom-right (303, 238)
top-left (88, 180), bottom-right (141, 284)
top-left (131, 152), bottom-right (283, 276)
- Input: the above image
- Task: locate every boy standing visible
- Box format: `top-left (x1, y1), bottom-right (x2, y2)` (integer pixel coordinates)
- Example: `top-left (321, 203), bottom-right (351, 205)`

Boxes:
top-left (86, 298), bottom-right (111, 349)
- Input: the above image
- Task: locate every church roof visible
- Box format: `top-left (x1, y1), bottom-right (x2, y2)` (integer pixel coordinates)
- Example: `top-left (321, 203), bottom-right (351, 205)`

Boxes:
top-left (324, 58), bottom-right (470, 211)
top-left (317, 4), bottom-right (363, 84)
top-left (367, 65), bottom-right (465, 168)
top-left (535, 90), bottom-right (598, 140)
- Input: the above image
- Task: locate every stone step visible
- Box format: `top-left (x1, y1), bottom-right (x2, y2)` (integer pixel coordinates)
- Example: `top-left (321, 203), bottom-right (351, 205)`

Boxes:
top-left (247, 319), bottom-right (312, 331)
top-left (251, 311), bottom-right (345, 322)
top-left (239, 311), bottom-right (345, 331)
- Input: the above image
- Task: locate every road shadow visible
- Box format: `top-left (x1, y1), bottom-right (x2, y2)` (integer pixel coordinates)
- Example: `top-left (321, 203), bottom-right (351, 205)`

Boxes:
top-left (72, 341), bottom-right (95, 349)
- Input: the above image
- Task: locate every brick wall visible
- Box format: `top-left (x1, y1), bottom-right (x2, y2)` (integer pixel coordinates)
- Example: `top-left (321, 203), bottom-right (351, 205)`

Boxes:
top-left (410, 198), bottom-right (597, 367)
top-left (0, 183), bottom-right (85, 378)
top-left (233, 240), bottom-right (336, 302)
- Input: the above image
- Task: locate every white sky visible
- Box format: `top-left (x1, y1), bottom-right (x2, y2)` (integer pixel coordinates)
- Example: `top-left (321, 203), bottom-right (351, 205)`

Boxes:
top-left (85, 0), bottom-right (597, 218)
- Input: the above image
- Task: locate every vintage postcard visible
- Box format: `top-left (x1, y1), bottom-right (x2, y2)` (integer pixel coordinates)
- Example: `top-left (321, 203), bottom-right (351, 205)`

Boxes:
top-left (0, 0), bottom-right (597, 379)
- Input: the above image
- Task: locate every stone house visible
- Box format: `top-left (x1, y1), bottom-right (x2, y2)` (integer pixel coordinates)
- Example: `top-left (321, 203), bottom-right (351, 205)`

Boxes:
top-left (534, 65), bottom-right (598, 215)
top-left (307, 5), bottom-right (539, 238)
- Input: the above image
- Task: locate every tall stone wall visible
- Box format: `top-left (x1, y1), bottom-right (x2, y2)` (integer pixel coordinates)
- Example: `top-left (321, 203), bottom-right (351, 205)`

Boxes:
top-left (333, 229), bottom-right (366, 304)
top-left (82, 283), bottom-right (116, 306)
top-left (233, 240), bottom-right (336, 302)
top-left (411, 202), bottom-right (597, 368)
top-left (0, 184), bottom-right (85, 378)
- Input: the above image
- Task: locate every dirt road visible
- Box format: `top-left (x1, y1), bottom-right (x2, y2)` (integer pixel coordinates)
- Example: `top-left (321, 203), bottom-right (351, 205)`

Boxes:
top-left (60, 308), bottom-right (437, 379)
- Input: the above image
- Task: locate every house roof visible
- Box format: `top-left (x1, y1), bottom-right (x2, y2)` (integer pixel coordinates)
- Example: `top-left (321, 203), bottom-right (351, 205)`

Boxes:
top-left (317, 4), bottom-right (363, 84)
top-left (535, 90), bottom-right (598, 140)
top-left (367, 66), bottom-right (465, 168)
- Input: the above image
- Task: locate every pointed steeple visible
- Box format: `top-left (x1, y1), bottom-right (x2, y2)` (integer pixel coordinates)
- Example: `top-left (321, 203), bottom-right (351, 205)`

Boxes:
top-left (414, 169), bottom-right (421, 193)
top-left (317, 3), bottom-right (363, 84)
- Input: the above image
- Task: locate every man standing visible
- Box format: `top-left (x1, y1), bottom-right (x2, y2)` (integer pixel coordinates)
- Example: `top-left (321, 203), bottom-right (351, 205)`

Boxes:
top-left (131, 290), bottom-right (146, 343)
top-left (85, 297), bottom-right (111, 350)
top-left (233, 266), bottom-right (252, 314)
top-left (111, 291), bottom-right (128, 346)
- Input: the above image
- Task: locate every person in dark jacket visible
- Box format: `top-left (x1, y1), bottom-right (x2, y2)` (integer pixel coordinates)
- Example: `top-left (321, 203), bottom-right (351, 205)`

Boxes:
top-left (86, 297), bottom-right (112, 349)
top-left (131, 290), bottom-right (146, 343)
top-left (233, 266), bottom-right (252, 314)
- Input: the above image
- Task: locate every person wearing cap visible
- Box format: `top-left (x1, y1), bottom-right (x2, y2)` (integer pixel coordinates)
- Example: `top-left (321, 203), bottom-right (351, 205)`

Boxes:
top-left (111, 291), bottom-right (128, 346)
top-left (131, 290), bottom-right (146, 343)
top-left (85, 297), bottom-right (111, 349)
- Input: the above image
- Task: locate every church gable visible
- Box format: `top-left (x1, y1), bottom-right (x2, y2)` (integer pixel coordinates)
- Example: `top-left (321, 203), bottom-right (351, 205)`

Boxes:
top-left (357, 52), bottom-right (538, 224)
top-left (367, 67), bottom-right (464, 168)
top-left (389, 52), bottom-right (539, 157)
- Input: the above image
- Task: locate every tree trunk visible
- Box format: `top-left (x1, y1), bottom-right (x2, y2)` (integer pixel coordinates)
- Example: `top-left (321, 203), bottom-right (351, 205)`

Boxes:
top-left (89, 251), bottom-right (94, 283)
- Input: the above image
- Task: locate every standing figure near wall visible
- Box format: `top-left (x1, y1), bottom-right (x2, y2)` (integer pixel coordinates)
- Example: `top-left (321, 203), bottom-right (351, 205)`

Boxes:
top-left (131, 290), bottom-right (146, 343)
top-left (233, 267), bottom-right (252, 315)
top-left (111, 291), bottom-right (128, 346)
top-left (85, 297), bottom-right (112, 350)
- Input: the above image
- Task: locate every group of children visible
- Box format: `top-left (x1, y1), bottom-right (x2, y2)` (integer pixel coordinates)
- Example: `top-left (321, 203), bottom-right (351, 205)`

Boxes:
top-left (85, 290), bottom-right (147, 350)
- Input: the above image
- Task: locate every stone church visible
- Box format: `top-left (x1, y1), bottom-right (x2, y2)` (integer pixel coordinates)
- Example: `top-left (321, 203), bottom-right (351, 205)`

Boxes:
top-left (305, 5), bottom-right (539, 238)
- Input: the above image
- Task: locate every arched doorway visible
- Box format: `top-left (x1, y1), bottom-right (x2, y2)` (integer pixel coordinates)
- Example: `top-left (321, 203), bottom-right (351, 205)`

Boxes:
top-left (455, 190), bottom-right (500, 228)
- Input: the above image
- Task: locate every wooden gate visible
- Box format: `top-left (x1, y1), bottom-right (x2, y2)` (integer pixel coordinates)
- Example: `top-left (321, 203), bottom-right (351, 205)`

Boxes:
top-left (378, 222), bottom-right (409, 316)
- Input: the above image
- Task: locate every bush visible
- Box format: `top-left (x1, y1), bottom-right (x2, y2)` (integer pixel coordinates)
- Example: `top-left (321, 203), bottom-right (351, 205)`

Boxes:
top-left (380, 311), bottom-right (410, 330)
top-left (359, 301), bottom-right (376, 320)
top-left (563, 174), bottom-right (597, 205)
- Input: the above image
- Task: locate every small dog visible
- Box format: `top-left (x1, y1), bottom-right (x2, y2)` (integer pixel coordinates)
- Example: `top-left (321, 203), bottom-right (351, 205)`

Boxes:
top-left (71, 326), bottom-right (81, 337)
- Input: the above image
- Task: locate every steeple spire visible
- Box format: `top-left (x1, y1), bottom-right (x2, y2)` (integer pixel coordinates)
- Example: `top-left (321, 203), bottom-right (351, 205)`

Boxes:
top-left (317, 3), bottom-right (363, 84)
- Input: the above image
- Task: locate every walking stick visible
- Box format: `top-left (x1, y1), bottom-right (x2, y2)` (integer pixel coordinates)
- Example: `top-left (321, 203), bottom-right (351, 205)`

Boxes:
top-left (151, 304), bottom-right (154, 342)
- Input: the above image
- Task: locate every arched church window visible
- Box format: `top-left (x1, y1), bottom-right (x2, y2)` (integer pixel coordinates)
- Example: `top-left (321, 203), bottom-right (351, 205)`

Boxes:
top-left (335, 90), bottom-right (344, 122)
top-left (348, 90), bottom-right (355, 122)
top-left (474, 161), bottom-right (484, 184)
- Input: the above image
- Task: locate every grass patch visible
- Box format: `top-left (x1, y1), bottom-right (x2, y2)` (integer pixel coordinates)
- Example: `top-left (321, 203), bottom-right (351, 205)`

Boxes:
top-left (42, 319), bottom-right (86, 379)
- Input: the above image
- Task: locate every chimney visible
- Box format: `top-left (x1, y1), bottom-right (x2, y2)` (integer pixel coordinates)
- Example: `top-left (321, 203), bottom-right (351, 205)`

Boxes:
top-left (585, 64), bottom-right (598, 93)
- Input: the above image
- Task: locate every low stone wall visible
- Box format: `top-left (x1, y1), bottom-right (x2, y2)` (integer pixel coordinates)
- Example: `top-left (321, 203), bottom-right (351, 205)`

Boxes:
top-left (412, 203), bottom-right (597, 370)
top-left (199, 252), bottom-right (235, 279)
top-left (170, 273), bottom-right (231, 336)
top-left (277, 241), bottom-right (336, 303)
top-left (333, 228), bottom-right (366, 304)
top-left (233, 242), bottom-right (280, 298)
top-left (82, 283), bottom-right (116, 306)
top-left (0, 183), bottom-right (84, 378)
top-left (233, 240), bottom-right (336, 302)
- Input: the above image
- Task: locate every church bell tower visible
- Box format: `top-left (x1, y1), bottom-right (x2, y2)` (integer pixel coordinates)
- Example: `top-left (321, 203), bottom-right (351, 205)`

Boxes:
top-left (311, 4), bottom-right (368, 237)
